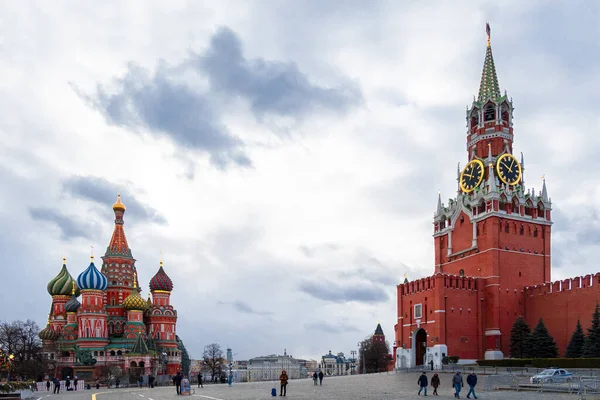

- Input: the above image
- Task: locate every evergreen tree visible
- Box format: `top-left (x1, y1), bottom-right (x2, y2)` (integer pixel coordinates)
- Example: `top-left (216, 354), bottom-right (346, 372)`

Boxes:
top-left (583, 304), bottom-right (600, 358)
top-left (529, 318), bottom-right (558, 358)
top-left (509, 316), bottom-right (531, 358)
top-left (565, 320), bottom-right (585, 358)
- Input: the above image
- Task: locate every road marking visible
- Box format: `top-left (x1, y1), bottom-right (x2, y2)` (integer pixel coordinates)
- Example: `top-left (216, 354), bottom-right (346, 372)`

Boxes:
top-left (91, 392), bottom-right (108, 400)
top-left (194, 395), bottom-right (225, 400)
top-left (139, 395), bottom-right (145, 398)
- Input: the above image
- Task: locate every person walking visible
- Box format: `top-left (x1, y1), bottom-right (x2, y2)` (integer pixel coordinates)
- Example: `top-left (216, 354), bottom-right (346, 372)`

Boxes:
top-left (45, 379), bottom-right (50, 391)
top-left (138, 375), bottom-right (144, 388)
top-left (431, 373), bottom-right (440, 396)
top-left (73, 376), bottom-right (78, 391)
top-left (429, 360), bottom-right (434, 371)
top-left (53, 377), bottom-right (60, 394)
top-left (65, 376), bottom-right (71, 391)
top-left (318, 370), bottom-right (324, 385)
top-left (197, 372), bottom-right (203, 388)
top-left (173, 371), bottom-right (183, 395)
top-left (279, 370), bottom-right (289, 397)
top-left (149, 375), bottom-right (155, 389)
top-left (312, 371), bottom-right (318, 385)
top-left (466, 372), bottom-right (478, 399)
top-left (418, 372), bottom-right (428, 396)
top-left (452, 371), bottom-right (464, 398)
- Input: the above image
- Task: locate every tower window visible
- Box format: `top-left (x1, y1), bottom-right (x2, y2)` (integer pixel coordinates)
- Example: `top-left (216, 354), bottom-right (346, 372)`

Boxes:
top-left (484, 105), bottom-right (495, 121)
top-left (520, 225), bottom-right (524, 235)
top-left (459, 269), bottom-right (465, 277)
top-left (414, 304), bottom-right (423, 319)
top-left (533, 229), bottom-right (538, 237)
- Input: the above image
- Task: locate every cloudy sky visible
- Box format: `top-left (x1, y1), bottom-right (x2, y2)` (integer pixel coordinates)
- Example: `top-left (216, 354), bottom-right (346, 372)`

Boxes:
top-left (1, 0), bottom-right (598, 361)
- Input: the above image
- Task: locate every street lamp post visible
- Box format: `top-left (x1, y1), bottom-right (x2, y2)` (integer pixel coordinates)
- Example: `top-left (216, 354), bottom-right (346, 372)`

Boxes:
top-left (350, 350), bottom-right (357, 375)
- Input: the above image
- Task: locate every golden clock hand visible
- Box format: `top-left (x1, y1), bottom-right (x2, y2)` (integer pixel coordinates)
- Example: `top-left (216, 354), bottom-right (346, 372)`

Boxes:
top-left (464, 173), bottom-right (472, 178)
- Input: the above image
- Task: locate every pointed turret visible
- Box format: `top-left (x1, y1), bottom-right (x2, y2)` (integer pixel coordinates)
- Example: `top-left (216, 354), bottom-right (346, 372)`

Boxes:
top-left (105, 194), bottom-right (133, 258)
top-left (541, 176), bottom-right (549, 203)
top-left (477, 23), bottom-right (501, 103)
top-left (374, 322), bottom-right (384, 336)
top-left (131, 331), bottom-right (149, 354)
top-left (436, 191), bottom-right (443, 215)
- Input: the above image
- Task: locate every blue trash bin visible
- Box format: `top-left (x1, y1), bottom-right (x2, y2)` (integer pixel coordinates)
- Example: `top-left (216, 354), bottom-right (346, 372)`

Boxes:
top-left (271, 387), bottom-right (277, 396)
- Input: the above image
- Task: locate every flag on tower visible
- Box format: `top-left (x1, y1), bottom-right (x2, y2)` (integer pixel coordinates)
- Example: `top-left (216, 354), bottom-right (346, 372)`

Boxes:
top-left (486, 23), bottom-right (491, 37)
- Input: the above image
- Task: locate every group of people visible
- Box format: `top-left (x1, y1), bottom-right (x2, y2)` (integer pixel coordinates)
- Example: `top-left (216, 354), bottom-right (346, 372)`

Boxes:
top-left (45, 376), bottom-right (79, 393)
top-left (418, 371), bottom-right (478, 398)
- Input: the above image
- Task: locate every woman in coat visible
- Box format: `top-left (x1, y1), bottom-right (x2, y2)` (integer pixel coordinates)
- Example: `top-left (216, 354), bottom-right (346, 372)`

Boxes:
top-left (279, 370), bottom-right (289, 397)
top-left (431, 373), bottom-right (441, 396)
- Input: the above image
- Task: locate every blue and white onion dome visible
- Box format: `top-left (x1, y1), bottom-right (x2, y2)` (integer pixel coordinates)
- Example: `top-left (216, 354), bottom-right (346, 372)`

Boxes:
top-left (77, 254), bottom-right (108, 291)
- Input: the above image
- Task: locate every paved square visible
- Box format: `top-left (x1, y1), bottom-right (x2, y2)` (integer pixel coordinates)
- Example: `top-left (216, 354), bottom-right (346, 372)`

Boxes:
top-left (41, 372), bottom-right (579, 399)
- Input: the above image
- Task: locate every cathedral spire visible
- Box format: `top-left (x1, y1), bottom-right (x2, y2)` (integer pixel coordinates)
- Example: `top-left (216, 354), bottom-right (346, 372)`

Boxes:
top-left (477, 23), bottom-right (501, 103)
top-left (105, 194), bottom-right (133, 258)
top-left (436, 191), bottom-right (443, 215)
top-left (541, 175), bottom-right (549, 203)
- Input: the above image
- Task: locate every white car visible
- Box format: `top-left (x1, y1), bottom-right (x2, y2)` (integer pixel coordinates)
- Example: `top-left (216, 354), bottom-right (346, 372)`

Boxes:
top-left (530, 368), bottom-right (573, 384)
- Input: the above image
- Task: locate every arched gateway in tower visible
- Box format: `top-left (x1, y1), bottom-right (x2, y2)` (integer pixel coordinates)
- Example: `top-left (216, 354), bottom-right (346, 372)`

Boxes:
top-left (395, 24), bottom-right (554, 367)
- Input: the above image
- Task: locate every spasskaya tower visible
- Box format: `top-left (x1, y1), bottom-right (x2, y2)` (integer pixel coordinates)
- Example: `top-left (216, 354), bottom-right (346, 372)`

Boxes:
top-left (395, 24), bottom-right (553, 366)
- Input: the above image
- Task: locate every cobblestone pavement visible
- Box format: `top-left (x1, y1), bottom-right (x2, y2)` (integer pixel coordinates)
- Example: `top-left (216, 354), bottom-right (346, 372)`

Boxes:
top-left (41, 372), bottom-right (581, 399)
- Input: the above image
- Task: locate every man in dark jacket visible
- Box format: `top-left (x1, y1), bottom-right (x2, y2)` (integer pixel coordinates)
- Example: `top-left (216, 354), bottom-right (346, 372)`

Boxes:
top-left (452, 371), bottom-right (464, 398)
top-left (73, 376), bottom-right (78, 391)
top-left (173, 372), bottom-right (183, 395)
top-left (197, 372), bottom-right (203, 388)
top-left (418, 372), bottom-right (428, 396)
top-left (53, 377), bottom-right (60, 394)
top-left (431, 373), bottom-right (440, 396)
top-left (318, 370), bottom-right (324, 385)
top-left (466, 372), bottom-right (478, 399)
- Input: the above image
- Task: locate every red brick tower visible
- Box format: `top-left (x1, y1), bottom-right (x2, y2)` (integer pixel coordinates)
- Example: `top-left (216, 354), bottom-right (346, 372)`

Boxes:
top-left (395, 25), bottom-right (553, 367)
top-left (101, 195), bottom-right (140, 337)
top-left (431, 23), bottom-right (553, 359)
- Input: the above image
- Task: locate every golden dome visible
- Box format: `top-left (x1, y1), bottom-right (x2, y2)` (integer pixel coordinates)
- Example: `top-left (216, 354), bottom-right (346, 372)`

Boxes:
top-left (122, 272), bottom-right (147, 311)
top-left (113, 194), bottom-right (126, 212)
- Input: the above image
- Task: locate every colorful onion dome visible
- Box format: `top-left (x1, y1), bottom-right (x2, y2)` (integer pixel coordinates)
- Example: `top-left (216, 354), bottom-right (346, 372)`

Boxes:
top-left (149, 261), bottom-right (173, 292)
top-left (65, 282), bottom-right (81, 313)
top-left (47, 258), bottom-right (80, 296)
top-left (113, 194), bottom-right (126, 212)
top-left (77, 255), bottom-right (108, 291)
top-left (123, 273), bottom-right (148, 311)
top-left (38, 318), bottom-right (59, 341)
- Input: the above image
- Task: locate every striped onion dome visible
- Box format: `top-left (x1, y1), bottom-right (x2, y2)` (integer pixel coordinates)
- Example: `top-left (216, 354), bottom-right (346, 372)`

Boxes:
top-left (77, 256), bottom-right (108, 291)
top-left (47, 258), bottom-right (80, 296)
top-left (38, 321), bottom-right (59, 341)
top-left (65, 293), bottom-right (81, 313)
top-left (149, 261), bottom-right (173, 292)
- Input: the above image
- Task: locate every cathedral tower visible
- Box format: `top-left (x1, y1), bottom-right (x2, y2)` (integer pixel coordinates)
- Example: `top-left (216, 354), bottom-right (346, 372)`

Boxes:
top-left (101, 195), bottom-right (139, 337)
top-left (76, 254), bottom-right (109, 347)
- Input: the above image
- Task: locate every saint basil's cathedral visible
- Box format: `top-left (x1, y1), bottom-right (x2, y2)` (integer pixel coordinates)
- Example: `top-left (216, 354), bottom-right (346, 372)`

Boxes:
top-left (395, 25), bottom-right (600, 368)
top-left (39, 195), bottom-right (181, 380)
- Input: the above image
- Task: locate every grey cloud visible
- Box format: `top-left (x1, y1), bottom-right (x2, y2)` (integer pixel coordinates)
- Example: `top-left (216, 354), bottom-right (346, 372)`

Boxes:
top-left (217, 300), bottom-right (273, 317)
top-left (78, 66), bottom-right (251, 169)
top-left (194, 27), bottom-right (363, 119)
top-left (299, 243), bottom-right (342, 258)
top-left (339, 253), bottom-right (405, 287)
top-left (81, 26), bottom-right (362, 169)
top-left (62, 175), bottom-right (167, 225)
top-left (299, 280), bottom-right (389, 303)
top-left (29, 207), bottom-right (93, 241)
top-left (304, 320), bottom-right (360, 334)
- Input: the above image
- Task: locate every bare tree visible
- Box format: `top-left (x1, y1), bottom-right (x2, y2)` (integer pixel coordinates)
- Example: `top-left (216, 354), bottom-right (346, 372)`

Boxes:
top-left (202, 343), bottom-right (224, 382)
top-left (0, 320), bottom-right (43, 379)
top-left (358, 336), bottom-right (391, 374)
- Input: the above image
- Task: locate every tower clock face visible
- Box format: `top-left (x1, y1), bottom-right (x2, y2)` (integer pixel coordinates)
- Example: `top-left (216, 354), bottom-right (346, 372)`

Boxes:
top-left (496, 153), bottom-right (522, 186)
top-left (460, 159), bottom-right (485, 193)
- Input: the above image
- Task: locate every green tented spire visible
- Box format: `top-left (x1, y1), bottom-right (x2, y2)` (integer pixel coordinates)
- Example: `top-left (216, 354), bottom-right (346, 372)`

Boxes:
top-left (477, 24), bottom-right (501, 103)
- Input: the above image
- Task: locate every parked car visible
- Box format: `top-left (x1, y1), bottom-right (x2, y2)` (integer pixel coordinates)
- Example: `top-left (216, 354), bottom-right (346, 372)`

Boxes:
top-left (530, 368), bottom-right (573, 384)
